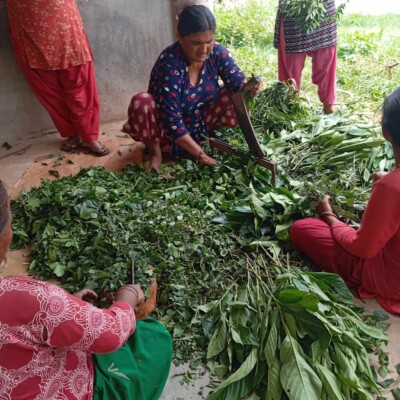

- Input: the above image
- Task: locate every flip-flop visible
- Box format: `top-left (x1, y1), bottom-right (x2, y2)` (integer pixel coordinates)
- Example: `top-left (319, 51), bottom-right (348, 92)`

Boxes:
top-left (81, 141), bottom-right (111, 157)
top-left (60, 136), bottom-right (82, 152)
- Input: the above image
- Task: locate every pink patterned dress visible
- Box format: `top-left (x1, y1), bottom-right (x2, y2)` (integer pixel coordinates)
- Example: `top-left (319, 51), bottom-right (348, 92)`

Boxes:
top-left (0, 276), bottom-right (135, 400)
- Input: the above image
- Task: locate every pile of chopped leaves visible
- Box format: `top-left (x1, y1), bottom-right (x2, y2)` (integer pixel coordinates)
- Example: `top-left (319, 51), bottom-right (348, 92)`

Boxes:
top-left (11, 96), bottom-right (400, 398)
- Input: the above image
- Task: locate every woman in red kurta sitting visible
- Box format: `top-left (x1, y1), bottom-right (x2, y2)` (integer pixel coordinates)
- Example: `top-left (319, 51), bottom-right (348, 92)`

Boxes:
top-left (0, 181), bottom-right (172, 400)
top-left (290, 87), bottom-right (400, 314)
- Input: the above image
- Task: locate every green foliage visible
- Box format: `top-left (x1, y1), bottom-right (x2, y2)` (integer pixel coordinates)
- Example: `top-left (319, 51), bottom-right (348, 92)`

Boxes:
top-left (281, 0), bottom-right (327, 34)
top-left (214, 0), bottom-right (275, 49)
top-left (11, 107), bottom-right (392, 372)
top-left (9, 2), bottom-right (400, 396)
top-left (201, 256), bottom-right (388, 399)
top-left (338, 30), bottom-right (380, 58)
top-left (251, 80), bottom-right (311, 133)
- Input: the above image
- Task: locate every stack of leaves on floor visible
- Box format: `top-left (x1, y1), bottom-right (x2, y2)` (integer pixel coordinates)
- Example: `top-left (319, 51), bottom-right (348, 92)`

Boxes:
top-left (10, 99), bottom-right (397, 397)
top-left (201, 253), bottom-right (390, 400)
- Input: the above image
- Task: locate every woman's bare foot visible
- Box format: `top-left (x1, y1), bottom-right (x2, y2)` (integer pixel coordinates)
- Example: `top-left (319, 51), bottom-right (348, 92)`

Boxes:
top-left (131, 141), bottom-right (146, 164)
top-left (146, 154), bottom-right (162, 173)
top-left (323, 104), bottom-right (335, 114)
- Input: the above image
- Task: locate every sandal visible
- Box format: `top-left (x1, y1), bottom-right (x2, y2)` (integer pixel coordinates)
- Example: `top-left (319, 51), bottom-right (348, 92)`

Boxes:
top-left (61, 135), bottom-right (82, 152)
top-left (81, 141), bottom-right (111, 157)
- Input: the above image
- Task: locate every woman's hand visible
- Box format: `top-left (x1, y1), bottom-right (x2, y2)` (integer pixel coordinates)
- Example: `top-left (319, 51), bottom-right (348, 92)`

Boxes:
top-left (198, 151), bottom-right (218, 166)
top-left (175, 134), bottom-right (218, 166)
top-left (316, 195), bottom-right (333, 215)
top-left (241, 78), bottom-right (262, 98)
top-left (249, 83), bottom-right (261, 98)
top-left (74, 288), bottom-right (98, 303)
top-left (370, 171), bottom-right (388, 182)
top-left (115, 284), bottom-right (145, 309)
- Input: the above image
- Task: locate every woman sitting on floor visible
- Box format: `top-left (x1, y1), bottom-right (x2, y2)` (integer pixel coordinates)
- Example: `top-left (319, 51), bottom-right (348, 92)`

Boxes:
top-left (290, 87), bottom-right (400, 314)
top-left (0, 180), bottom-right (172, 400)
top-left (123, 5), bottom-right (257, 172)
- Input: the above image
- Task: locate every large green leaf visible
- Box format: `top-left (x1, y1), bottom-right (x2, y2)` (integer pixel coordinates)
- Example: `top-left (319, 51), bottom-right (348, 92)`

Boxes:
top-left (207, 347), bottom-right (258, 400)
top-left (347, 316), bottom-right (388, 341)
top-left (280, 335), bottom-right (322, 400)
top-left (267, 358), bottom-right (283, 400)
top-left (311, 333), bottom-right (332, 363)
top-left (305, 272), bottom-right (353, 303)
top-left (207, 321), bottom-right (228, 359)
top-left (278, 289), bottom-right (319, 312)
top-left (265, 318), bottom-right (279, 368)
top-left (294, 311), bottom-right (329, 341)
top-left (315, 363), bottom-right (345, 400)
top-left (206, 371), bottom-right (257, 400)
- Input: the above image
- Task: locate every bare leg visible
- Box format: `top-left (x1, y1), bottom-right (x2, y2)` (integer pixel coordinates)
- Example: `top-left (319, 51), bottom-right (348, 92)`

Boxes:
top-left (323, 104), bottom-right (335, 114)
top-left (147, 141), bottom-right (162, 173)
top-left (131, 142), bottom-right (146, 165)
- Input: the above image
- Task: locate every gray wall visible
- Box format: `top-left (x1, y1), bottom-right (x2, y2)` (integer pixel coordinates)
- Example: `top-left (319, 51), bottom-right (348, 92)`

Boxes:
top-left (0, 0), bottom-right (174, 142)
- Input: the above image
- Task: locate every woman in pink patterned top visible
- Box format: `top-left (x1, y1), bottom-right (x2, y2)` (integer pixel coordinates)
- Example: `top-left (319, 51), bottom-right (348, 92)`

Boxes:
top-left (0, 181), bottom-right (172, 399)
top-left (4, 0), bottom-right (110, 156)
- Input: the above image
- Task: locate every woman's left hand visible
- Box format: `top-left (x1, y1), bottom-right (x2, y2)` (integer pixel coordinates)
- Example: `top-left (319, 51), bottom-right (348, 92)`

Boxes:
top-left (316, 195), bottom-right (333, 215)
top-left (74, 288), bottom-right (98, 303)
top-left (249, 83), bottom-right (261, 98)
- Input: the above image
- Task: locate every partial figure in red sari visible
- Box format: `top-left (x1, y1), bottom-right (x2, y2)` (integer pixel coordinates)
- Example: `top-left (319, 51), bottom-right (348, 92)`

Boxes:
top-left (290, 87), bottom-right (400, 314)
top-left (5, 0), bottom-right (110, 156)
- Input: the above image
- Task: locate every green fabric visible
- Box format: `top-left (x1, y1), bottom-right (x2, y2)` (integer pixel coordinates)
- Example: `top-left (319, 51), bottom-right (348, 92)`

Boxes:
top-left (93, 318), bottom-right (172, 400)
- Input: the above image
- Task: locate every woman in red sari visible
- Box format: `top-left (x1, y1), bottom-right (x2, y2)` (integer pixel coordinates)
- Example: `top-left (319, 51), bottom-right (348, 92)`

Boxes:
top-left (290, 87), bottom-right (400, 314)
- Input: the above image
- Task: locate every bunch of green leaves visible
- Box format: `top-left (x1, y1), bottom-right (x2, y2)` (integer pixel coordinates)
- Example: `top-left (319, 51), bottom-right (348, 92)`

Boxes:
top-left (200, 253), bottom-right (389, 400)
top-left (281, 0), bottom-right (327, 34)
top-left (261, 114), bottom-right (390, 177)
top-left (214, 113), bottom-right (390, 241)
top-left (251, 81), bottom-right (311, 133)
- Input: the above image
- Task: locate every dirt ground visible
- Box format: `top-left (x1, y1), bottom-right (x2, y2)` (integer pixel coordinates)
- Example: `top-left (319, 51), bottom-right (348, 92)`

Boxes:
top-left (1, 120), bottom-right (400, 399)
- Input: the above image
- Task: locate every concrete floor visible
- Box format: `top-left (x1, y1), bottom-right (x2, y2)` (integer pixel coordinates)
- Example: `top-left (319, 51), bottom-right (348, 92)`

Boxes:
top-left (1, 120), bottom-right (400, 399)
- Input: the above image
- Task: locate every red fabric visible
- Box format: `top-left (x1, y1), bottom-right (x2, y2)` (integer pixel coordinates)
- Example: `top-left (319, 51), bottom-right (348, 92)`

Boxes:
top-left (277, 18), bottom-right (337, 105)
top-left (10, 31), bottom-right (100, 142)
top-left (0, 276), bottom-right (135, 400)
top-left (6, 0), bottom-right (92, 70)
top-left (290, 168), bottom-right (400, 314)
top-left (124, 88), bottom-right (238, 147)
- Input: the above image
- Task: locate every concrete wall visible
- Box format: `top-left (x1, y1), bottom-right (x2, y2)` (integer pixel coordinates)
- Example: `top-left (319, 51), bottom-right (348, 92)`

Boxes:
top-left (0, 0), bottom-right (174, 142)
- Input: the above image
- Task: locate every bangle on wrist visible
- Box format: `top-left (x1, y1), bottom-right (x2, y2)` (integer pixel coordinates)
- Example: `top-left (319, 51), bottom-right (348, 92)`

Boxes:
top-left (197, 150), bottom-right (205, 162)
top-left (116, 286), bottom-right (139, 300)
top-left (319, 212), bottom-right (337, 218)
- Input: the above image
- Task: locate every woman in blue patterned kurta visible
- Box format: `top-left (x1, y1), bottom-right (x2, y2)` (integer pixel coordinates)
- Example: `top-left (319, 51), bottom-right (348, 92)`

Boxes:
top-left (123, 5), bottom-right (247, 172)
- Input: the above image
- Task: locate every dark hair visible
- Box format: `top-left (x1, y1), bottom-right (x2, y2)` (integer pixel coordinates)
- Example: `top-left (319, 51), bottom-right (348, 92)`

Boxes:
top-left (382, 87), bottom-right (400, 147)
top-left (177, 5), bottom-right (216, 37)
top-left (0, 181), bottom-right (9, 235)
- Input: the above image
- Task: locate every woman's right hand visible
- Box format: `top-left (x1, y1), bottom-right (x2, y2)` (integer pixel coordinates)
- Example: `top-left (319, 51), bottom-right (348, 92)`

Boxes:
top-left (115, 284), bottom-right (145, 309)
top-left (198, 151), bottom-right (218, 166)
